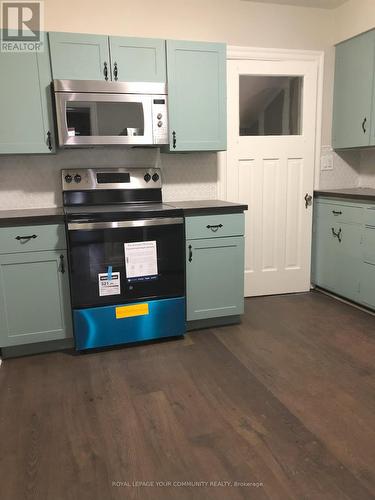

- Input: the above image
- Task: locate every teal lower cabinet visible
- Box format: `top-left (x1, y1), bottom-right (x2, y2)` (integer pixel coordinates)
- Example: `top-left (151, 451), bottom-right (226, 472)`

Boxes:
top-left (312, 197), bottom-right (375, 310)
top-left (0, 225), bottom-right (73, 352)
top-left (185, 214), bottom-right (245, 328)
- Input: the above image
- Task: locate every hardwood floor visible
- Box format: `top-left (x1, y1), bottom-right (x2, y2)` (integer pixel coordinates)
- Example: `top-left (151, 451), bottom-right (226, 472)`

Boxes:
top-left (1, 291), bottom-right (375, 499)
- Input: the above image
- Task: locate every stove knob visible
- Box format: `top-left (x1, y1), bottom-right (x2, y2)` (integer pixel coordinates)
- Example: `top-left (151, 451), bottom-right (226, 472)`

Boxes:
top-left (64, 174), bottom-right (73, 183)
top-left (74, 174), bottom-right (82, 183)
top-left (144, 173), bottom-right (151, 183)
top-left (157, 113), bottom-right (163, 120)
top-left (152, 173), bottom-right (160, 182)
top-left (157, 121), bottom-right (163, 127)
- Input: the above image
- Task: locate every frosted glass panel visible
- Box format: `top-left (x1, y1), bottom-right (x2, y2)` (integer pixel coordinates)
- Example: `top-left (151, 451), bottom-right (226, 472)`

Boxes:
top-left (239, 76), bottom-right (303, 136)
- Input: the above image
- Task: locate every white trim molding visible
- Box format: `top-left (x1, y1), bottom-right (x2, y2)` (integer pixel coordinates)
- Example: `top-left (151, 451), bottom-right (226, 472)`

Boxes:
top-left (217, 45), bottom-right (325, 199)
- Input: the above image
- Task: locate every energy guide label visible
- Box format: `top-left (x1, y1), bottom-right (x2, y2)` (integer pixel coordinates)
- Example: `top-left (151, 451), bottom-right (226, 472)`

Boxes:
top-left (98, 272), bottom-right (121, 296)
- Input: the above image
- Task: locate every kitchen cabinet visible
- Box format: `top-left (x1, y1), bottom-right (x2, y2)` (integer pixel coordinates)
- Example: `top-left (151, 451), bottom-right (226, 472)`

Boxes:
top-left (332, 30), bottom-right (375, 149)
top-left (0, 32), bottom-right (55, 154)
top-left (0, 224), bottom-right (72, 348)
top-left (311, 196), bottom-right (375, 309)
top-left (109, 37), bottom-right (166, 82)
top-left (49, 32), bottom-right (166, 82)
top-left (185, 213), bottom-right (244, 323)
top-left (166, 40), bottom-right (227, 152)
top-left (48, 32), bottom-right (110, 80)
top-left (312, 201), bottom-right (362, 301)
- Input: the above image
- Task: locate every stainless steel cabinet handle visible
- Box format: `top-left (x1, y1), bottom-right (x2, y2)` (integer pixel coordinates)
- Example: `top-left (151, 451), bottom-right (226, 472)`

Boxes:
top-left (103, 62), bottom-right (108, 81)
top-left (172, 131), bottom-right (176, 149)
top-left (113, 62), bottom-right (118, 81)
top-left (188, 244), bottom-right (193, 262)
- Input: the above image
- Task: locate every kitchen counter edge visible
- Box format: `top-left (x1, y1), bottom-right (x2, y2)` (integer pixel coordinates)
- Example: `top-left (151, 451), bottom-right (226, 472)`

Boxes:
top-left (169, 200), bottom-right (248, 216)
top-left (314, 189), bottom-right (375, 201)
top-left (0, 208), bottom-right (65, 227)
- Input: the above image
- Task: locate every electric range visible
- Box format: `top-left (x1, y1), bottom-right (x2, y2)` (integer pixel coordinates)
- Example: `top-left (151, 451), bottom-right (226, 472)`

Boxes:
top-left (62, 167), bottom-right (186, 351)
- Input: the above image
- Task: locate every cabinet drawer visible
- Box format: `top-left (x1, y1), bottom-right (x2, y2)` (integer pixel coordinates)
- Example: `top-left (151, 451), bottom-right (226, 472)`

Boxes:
top-left (185, 213), bottom-right (244, 240)
top-left (315, 202), bottom-right (362, 224)
top-left (0, 224), bottom-right (66, 254)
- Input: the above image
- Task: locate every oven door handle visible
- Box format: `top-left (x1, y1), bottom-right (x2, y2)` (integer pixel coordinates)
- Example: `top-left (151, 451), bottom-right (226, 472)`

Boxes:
top-left (67, 217), bottom-right (184, 231)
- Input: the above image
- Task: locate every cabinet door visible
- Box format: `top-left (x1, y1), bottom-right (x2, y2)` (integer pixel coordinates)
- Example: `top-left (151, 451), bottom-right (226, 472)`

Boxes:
top-left (334, 223), bottom-right (361, 301)
top-left (166, 40), bottom-right (226, 151)
top-left (0, 251), bottom-right (72, 347)
top-left (186, 237), bottom-right (244, 321)
top-left (109, 36), bottom-right (166, 82)
top-left (0, 37), bottom-right (55, 154)
top-left (48, 32), bottom-right (110, 80)
top-left (332, 30), bottom-right (375, 149)
top-left (311, 211), bottom-right (337, 291)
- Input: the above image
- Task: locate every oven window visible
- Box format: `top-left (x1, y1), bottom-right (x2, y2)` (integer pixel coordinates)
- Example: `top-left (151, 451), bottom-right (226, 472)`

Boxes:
top-left (68, 223), bottom-right (185, 308)
top-left (66, 101), bottom-right (145, 137)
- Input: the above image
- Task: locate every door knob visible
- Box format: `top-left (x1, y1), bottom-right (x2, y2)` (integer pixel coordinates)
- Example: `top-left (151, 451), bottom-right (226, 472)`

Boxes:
top-left (304, 193), bottom-right (312, 209)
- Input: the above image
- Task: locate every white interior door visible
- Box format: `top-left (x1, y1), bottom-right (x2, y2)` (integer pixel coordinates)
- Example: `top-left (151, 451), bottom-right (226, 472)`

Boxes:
top-left (226, 58), bottom-right (318, 296)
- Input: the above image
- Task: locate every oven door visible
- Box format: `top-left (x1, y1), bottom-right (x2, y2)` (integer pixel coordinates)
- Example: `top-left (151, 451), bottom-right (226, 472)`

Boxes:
top-left (67, 218), bottom-right (185, 309)
top-left (55, 92), bottom-right (154, 146)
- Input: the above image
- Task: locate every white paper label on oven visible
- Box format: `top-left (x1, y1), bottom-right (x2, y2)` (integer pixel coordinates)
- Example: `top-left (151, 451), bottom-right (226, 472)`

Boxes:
top-left (98, 272), bottom-right (121, 296)
top-left (124, 240), bottom-right (158, 282)
top-left (67, 128), bottom-right (76, 137)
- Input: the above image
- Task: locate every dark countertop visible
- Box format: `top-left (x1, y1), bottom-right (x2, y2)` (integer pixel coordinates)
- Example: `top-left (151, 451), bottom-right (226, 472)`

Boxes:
top-left (0, 200), bottom-right (247, 227)
top-left (315, 188), bottom-right (375, 201)
top-left (169, 200), bottom-right (248, 215)
top-left (0, 207), bottom-right (65, 227)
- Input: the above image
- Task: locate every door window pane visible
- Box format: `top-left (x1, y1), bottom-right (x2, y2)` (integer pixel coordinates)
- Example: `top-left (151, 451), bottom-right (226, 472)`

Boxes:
top-left (239, 76), bottom-right (303, 136)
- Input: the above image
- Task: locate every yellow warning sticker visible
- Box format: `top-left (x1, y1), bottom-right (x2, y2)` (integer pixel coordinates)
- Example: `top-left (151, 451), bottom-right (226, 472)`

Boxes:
top-left (115, 303), bottom-right (149, 319)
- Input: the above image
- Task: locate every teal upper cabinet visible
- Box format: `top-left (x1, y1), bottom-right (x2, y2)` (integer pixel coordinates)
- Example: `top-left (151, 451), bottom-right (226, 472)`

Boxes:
top-left (48, 32), bottom-right (110, 80)
top-left (166, 40), bottom-right (227, 152)
top-left (0, 33), bottom-right (55, 154)
top-left (109, 37), bottom-right (166, 82)
top-left (332, 30), bottom-right (375, 149)
top-left (49, 32), bottom-right (166, 83)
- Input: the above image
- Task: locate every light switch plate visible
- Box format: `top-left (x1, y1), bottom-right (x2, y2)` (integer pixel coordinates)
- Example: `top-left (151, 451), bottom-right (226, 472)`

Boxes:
top-left (321, 147), bottom-right (334, 171)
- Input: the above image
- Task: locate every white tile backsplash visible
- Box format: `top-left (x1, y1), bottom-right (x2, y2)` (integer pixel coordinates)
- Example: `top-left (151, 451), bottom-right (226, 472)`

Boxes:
top-left (318, 147), bottom-right (360, 189)
top-left (0, 148), bottom-right (218, 209)
top-left (358, 149), bottom-right (375, 188)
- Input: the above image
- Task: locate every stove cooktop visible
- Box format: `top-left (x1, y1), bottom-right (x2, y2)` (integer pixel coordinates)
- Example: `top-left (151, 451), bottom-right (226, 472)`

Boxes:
top-left (64, 203), bottom-right (183, 222)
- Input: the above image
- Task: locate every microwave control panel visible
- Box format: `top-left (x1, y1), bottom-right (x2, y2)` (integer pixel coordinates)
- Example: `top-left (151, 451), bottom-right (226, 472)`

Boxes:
top-left (152, 96), bottom-right (168, 145)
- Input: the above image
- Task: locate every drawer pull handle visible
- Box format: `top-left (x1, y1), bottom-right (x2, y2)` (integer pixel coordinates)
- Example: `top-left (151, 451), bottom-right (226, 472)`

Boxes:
top-left (331, 227), bottom-right (342, 242)
top-left (206, 224), bottom-right (223, 232)
top-left (15, 234), bottom-right (37, 241)
top-left (188, 244), bottom-right (193, 262)
top-left (332, 210), bottom-right (342, 215)
top-left (59, 254), bottom-right (65, 274)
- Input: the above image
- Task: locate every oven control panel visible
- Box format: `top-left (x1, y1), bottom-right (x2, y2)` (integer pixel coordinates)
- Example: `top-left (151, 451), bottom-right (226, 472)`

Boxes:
top-left (62, 168), bottom-right (162, 191)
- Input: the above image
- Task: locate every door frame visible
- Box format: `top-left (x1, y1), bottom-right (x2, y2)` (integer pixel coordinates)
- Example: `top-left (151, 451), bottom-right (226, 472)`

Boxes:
top-left (217, 45), bottom-right (324, 199)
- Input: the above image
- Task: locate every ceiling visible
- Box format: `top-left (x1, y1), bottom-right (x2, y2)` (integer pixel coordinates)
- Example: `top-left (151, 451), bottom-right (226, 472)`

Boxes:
top-left (242, 0), bottom-right (349, 9)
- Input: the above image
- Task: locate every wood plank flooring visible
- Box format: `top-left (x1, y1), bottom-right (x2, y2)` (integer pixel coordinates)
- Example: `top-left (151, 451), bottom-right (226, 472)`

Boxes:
top-left (1, 291), bottom-right (374, 499)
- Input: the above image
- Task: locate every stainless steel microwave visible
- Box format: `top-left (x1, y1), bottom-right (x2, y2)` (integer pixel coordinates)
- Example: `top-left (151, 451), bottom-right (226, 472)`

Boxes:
top-left (53, 80), bottom-right (168, 147)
